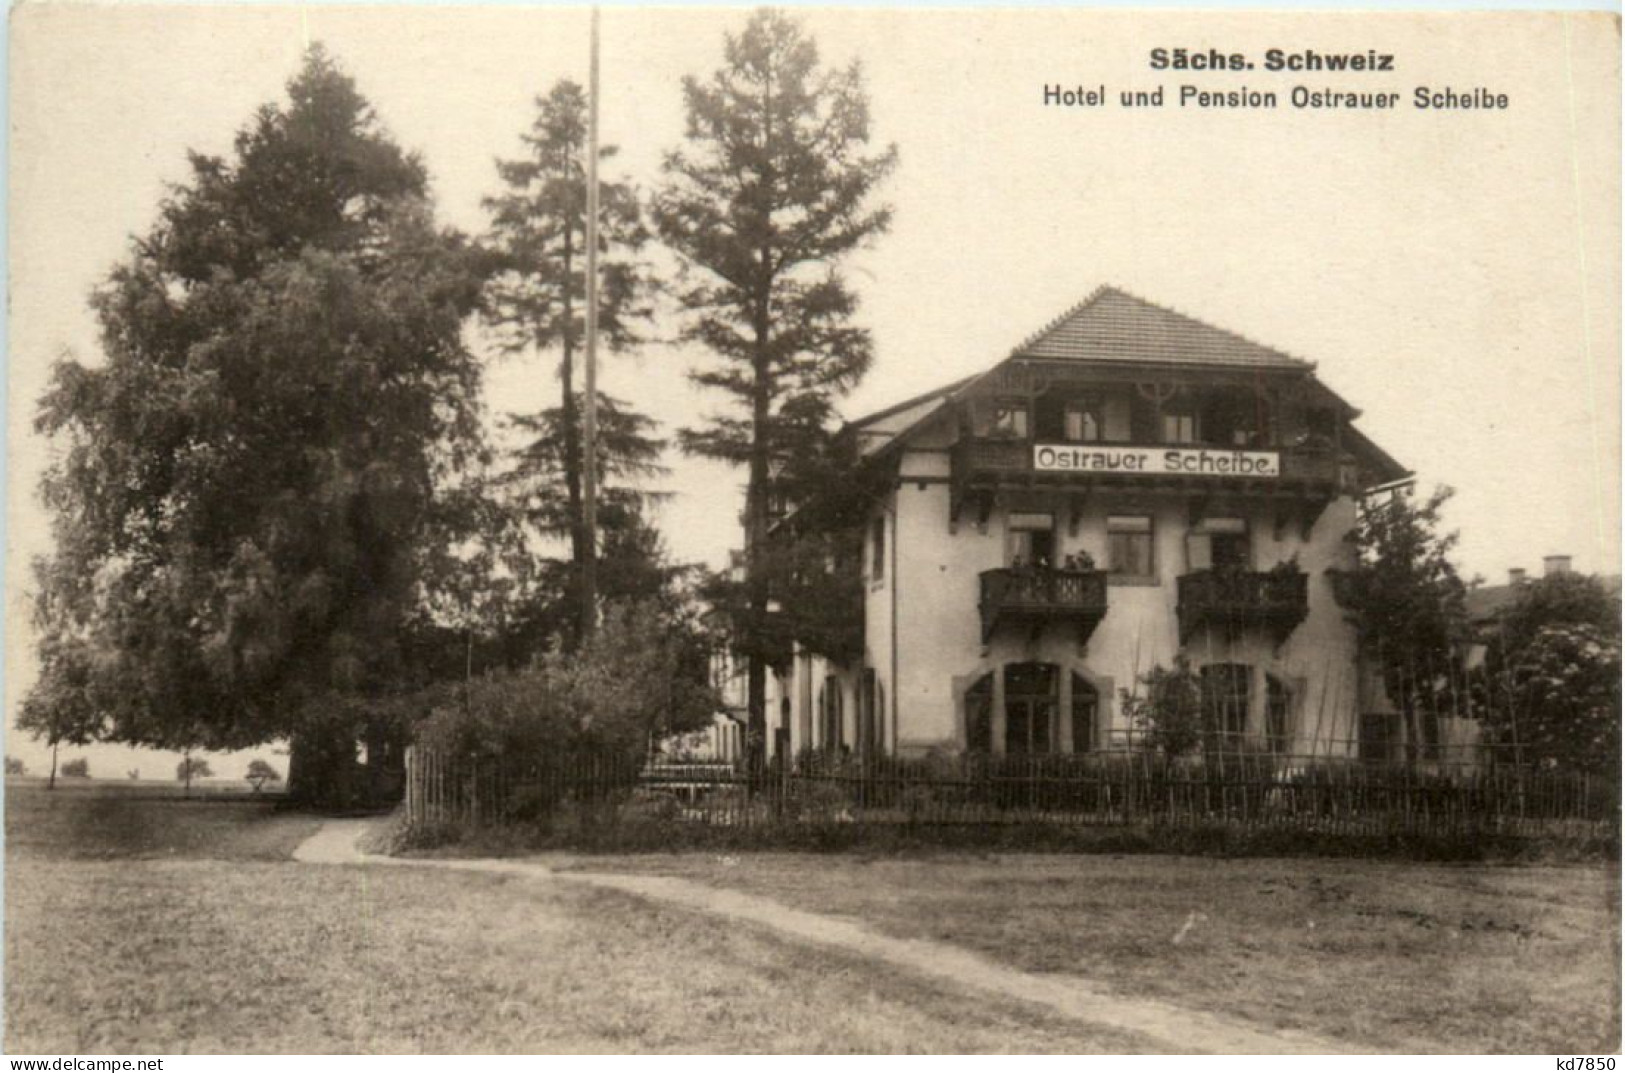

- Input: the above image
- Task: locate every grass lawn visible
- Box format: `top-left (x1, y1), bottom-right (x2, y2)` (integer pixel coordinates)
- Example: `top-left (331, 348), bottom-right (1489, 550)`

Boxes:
top-left (559, 851), bottom-right (1622, 1053)
top-left (4, 783), bottom-right (1149, 1053)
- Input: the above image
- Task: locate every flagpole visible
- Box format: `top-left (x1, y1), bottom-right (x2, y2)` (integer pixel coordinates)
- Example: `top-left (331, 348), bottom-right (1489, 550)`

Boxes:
top-left (581, 5), bottom-right (601, 638)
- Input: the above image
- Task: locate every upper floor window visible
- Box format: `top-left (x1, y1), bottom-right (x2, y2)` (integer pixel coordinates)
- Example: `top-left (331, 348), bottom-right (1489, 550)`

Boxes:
top-left (870, 514), bottom-right (886, 581)
top-left (1162, 405), bottom-right (1199, 445)
top-left (1198, 388), bottom-right (1273, 448)
top-left (1187, 517), bottom-right (1250, 572)
top-left (990, 400), bottom-right (1030, 440)
top-left (1006, 512), bottom-right (1055, 568)
top-left (1064, 399), bottom-right (1101, 442)
top-left (1107, 514), bottom-right (1155, 581)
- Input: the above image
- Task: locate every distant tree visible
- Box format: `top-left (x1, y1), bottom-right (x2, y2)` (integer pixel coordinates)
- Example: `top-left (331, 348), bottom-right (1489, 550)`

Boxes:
top-left (482, 80), bottom-right (658, 646)
top-left (59, 758), bottom-right (89, 778)
top-left (1329, 486), bottom-right (1473, 756)
top-left (21, 47), bottom-right (489, 809)
top-left (1478, 573), bottom-right (1622, 774)
top-left (177, 756), bottom-right (213, 784)
top-left (5, 758), bottom-right (25, 776)
top-left (654, 10), bottom-right (897, 765)
top-left (245, 758), bottom-right (282, 793)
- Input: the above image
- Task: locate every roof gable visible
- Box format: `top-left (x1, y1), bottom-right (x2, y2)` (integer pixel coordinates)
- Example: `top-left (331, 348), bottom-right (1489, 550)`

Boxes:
top-left (1013, 286), bottom-right (1312, 371)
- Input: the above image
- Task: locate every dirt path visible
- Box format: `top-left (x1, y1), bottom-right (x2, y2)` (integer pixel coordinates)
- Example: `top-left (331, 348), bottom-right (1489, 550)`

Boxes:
top-left (292, 821), bottom-right (1360, 1055)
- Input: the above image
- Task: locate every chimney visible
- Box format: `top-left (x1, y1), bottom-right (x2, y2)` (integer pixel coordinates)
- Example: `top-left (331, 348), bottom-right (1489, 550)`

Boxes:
top-left (1508, 568), bottom-right (1527, 586)
top-left (1543, 554), bottom-right (1572, 577)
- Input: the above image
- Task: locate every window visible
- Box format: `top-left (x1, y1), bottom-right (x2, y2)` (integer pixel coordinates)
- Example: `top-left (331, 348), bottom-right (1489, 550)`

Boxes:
top-left (965, 674), bottom-right (993, 753)
top-left (1201, 663), bottom-right (1251, 747)
top-left (1162, 405), bottom-right (1198, 444)
top-left (1071, 674), bottom-right (1098, 754)
top-left (1006, 512), bottom-right (1055, 568)
top-left (870, 514), bottom-right (886, 581)
top-left (1107, 515), bottom-right (1155, 580)
top-left (1187, 517), bottom-right (1250, 572)
top-left (990, 400), bottom-right (1030, 440)
top-left (1064, 398), bottom-right (1102, 442)
top-left (1198, 389), bottom-right (1272, 448)
top-left (1266, 675), bottom-right (1292, 755)
top-left (859, 668), bottom-right (881, 758)
top-left (821, 677), bottom-right (844, 750)
top-left (1004, 662), bottom-right (1056, 755)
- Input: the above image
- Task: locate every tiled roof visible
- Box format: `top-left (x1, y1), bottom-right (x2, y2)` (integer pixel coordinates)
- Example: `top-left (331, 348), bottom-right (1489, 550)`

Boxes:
top-left (1012, 286), bottom-right (1313, 370)
top-left (847, 376), bottom-right (974, 431)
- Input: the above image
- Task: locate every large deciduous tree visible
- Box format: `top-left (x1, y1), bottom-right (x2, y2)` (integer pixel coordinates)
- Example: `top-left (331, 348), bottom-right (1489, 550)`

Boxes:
top-left (22, 46), bottom-right (488, 807)
top-left (1328, 486), bottom-right (1473, 757)
top-left (482, 81), bottom-right (659, 646)
top-left (654, 9), bottom-right (896, 764)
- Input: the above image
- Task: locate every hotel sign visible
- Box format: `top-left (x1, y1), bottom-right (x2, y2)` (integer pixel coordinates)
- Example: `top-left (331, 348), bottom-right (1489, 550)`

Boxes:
top-left (1033, 444), bottom-right (1280, 478)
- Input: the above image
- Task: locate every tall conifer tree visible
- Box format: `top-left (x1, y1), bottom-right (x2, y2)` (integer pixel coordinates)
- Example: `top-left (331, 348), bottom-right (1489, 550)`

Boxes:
top-left (654, 10), bottom-right (896, 764)
top-left (482, 81), bottom-right (660, 646)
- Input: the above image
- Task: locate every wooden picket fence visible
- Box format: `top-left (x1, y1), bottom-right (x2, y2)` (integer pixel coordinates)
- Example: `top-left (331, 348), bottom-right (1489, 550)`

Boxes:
top-left (402, 745), bottom-right (1617, 845)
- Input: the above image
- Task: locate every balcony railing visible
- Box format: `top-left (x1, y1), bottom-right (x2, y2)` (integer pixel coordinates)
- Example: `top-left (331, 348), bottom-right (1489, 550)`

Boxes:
top-left (1176, 568), bottom-right (1310, 645)
top-left (978, 567), bottom-right (1109, 644)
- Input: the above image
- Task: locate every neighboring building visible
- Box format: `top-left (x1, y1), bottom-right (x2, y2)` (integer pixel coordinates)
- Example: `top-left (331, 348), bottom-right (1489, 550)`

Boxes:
top-left (1464, 556), bottom-right (1621, 641)
top-left (763, 286), bottom-right (1410, 761)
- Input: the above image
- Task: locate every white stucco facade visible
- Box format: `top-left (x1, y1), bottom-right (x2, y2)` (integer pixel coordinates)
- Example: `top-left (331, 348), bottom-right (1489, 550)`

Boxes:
top-left (765, 288), bottom-right (1409, 763)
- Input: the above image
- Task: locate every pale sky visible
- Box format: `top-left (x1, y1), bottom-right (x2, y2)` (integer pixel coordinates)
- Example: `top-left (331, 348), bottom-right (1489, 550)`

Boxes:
top-left (7, 6), bottom-right (1619, 776)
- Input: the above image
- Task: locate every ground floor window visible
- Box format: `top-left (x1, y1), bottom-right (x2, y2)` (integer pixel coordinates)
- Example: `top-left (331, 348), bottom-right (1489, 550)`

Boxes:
top-left (1072, 673), bottom-right (1098, 753)
top-left (819, 676), bottom-right (843, 750)
top-left (963, 665), bottom-right (1102, 755)
top-left (1201, 662), bottom-right (1250, 749)
top-left (966, 673), bottom-right (993, 753)
top-left (1004, 662), bottom-right (1056, 755)
top-left (1266, 674), bottom-right (1292, 755)
top-left (859, 669), bottom-right (880, 758)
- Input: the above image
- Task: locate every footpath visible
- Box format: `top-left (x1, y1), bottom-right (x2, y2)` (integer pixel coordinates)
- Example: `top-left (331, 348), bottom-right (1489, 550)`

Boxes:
top-left (293, 819), bottom-right (1361, 1055)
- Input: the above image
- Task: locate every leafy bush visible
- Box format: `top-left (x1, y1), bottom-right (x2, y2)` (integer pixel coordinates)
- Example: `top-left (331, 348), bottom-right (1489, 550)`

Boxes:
top-left (5, 758), bottom-right (25, 776)
top-left (1494, 623), bottom-right (1620, 776)
top-left (1476, 573), bottom-right (1622, 777)
top-left (1120, 656), bottom-right (1206, 758)
top-left (60, 758), bottom-right (89, 778)
top-left (417, 601), bottom-right (717, 762)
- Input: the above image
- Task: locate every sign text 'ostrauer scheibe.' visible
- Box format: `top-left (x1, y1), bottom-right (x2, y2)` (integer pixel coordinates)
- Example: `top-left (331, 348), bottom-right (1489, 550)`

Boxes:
top-left (1034, 444), bottom-right (1281, 478)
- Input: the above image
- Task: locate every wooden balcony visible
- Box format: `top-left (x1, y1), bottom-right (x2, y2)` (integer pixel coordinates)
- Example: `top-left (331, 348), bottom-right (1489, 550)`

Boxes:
top-left (978, 567), bottom-right (1109, 645)
top-left (1176, 568), bottom-right (1309, 645)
